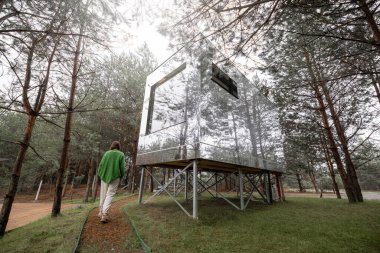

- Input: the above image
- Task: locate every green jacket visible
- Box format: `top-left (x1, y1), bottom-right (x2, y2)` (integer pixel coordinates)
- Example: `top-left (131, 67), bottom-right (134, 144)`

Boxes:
top-left (98, 150), bottom-right (126, 183)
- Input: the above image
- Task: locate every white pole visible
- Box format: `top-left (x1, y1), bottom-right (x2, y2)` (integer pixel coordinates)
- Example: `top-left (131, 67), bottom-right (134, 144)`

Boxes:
top-left (174, 170), bottom-right (176, 197)
top-left (35, 179), bottom-right (43, 201)
top-left (185, 170), bottom-right (188, 201)
top-left (138, 167), bottom-right (145, 205)
top-left (192, 160), bottom-right (198, 219)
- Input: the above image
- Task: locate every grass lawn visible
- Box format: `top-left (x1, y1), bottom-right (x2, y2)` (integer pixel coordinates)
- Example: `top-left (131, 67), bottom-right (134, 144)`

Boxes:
top-left (0, 203), bottom-right (96, 253)
top-left (124, 196), bottom-right (380, 253)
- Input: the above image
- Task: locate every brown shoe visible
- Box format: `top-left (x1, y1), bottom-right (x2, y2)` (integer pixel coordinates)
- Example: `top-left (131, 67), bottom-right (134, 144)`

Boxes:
top-left (100, 214), bottom-right (109, 223)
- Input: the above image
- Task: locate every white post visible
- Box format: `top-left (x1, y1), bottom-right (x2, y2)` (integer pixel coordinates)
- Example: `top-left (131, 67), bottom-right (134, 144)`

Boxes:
top-left (192, 160), bottom-right (198, 219)
top-left (185, 170), bottom-right (188, 201)
top-left (35, 179), bottom-right (43, 201)
top-left (138, 167), bottom-right (145, 205)
top-left (174, 170), bottom-right (176, 197)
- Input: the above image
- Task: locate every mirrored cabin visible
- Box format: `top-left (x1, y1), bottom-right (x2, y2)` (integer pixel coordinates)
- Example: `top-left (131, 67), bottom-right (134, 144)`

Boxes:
top-left (136, 40), bottom-right (283, 173)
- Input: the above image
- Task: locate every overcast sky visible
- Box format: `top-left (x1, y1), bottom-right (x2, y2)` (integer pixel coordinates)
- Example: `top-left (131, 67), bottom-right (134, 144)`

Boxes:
top-left (111, 0), bottom-right (176, 65)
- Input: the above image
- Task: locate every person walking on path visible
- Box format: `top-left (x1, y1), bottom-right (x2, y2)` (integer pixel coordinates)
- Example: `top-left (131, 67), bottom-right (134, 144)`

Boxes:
top-left (98, 141), bottom-right (126, 223)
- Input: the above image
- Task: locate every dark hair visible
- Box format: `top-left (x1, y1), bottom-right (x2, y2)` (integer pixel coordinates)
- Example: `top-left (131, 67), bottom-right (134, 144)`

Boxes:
top-left (110, 141), bottom-right (121, 150)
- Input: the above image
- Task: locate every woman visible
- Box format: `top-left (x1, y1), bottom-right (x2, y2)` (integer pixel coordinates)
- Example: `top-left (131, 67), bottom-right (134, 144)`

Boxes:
top-left (98, 141), bottom-right (126, 223)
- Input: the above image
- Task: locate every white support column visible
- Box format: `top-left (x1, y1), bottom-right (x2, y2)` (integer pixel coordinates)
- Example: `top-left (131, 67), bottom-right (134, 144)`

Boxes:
top-left (185, 170), bottom-right (188, 201)
top-left (35, 179), bottom-right (43, 201)
top-left (238, 169), bottom-right (244, 210)
top-left (192, 160), bottom-right (198, 219)
top-left (174, 169), bottom-right (177, 197)
top-left (138, 166), bottom-right (145, 205)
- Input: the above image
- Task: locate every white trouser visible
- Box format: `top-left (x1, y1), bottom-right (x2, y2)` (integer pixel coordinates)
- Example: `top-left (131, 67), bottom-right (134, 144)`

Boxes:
top-left (99, 178), bottom-right (120, 215)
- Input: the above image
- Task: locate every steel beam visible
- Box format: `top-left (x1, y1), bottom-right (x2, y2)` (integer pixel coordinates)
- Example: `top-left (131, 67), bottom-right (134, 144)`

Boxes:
top-left (245, 174), bottom-right (269, 204)
top-left (144, 168), bottom-right (192, 217)
top-left (143, 162), bottom-right (192, 204)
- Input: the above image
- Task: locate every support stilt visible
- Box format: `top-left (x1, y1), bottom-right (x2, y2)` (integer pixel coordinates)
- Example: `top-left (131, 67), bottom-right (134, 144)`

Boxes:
top-left (138, 166), bottom-right (145, 205)
top-left (193, 160), bottom-right (198, 219)
top-left (238, 169), bottom-right (244, 210)
top-left (185, 170), bottom-right (188, 201)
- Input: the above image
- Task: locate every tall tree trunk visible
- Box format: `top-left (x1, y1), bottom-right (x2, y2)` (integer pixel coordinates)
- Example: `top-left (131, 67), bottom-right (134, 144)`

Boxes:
top-left (52, 29), bottom-right (83, 216)
top-left (62, 158), bottom-right (70, 198)
top-left (92, 158), bottom-right (99, 202)
top-left (303, 48), bottom-right (357, 202)
top-left (69, 171), bottom-right (75, 200)
top-left (320, 82), bottom-right (363, 201)
top-left (0, 115), bottom-right (37, 235)
top-left (320, 135), bottom-right (341, 199)
top-left (84, 158), bottom-right (95, 202)
top-left (129, 127), bottom-right (139, 193)
top-left (308, 166), bottom-right (319, 193)
top-left (356, 0), bottom-right (380, 47)
top-left (0, 36), bottom-right (57, 235)
top-left (312, 56), bottom-right (363, 202)
top-left (295, 173), bottom-right (304, 192)
top-left (369, 65), bottom-right (380, 105)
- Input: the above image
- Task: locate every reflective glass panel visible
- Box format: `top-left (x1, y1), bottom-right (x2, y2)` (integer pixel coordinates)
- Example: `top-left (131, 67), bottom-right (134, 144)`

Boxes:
top-left (147, 63), bottom-right (187, 133)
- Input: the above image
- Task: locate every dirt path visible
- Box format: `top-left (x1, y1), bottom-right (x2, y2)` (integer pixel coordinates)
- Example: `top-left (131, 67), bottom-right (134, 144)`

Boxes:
top-left (79, 196), bottom-right (143, 253)
top-left (0, 202), bottom-right (75, 231)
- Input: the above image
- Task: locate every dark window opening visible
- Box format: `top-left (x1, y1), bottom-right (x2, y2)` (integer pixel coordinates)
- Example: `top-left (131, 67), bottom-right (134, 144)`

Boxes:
top-left (211, 63), bottom-right (238, 99)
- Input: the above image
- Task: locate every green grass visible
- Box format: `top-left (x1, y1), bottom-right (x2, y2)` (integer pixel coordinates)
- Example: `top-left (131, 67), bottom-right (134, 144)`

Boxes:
top-left (0, 203), bottom-right (96, 253)
top-left (124, 196), bottom-right (380, 253)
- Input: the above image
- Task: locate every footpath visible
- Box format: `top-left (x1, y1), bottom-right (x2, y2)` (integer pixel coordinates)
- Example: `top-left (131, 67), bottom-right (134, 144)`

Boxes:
top-left (0, 202), bottom-right (75, 231)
